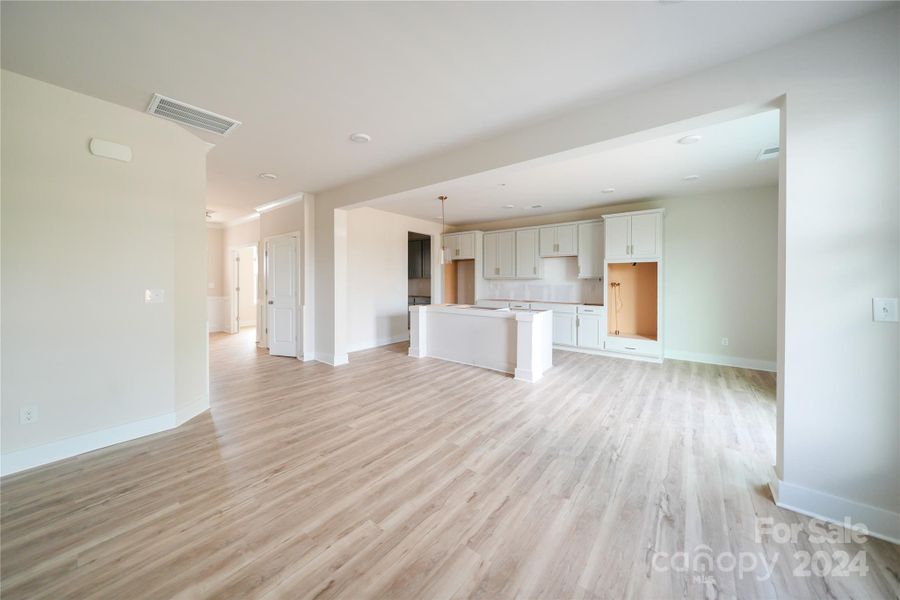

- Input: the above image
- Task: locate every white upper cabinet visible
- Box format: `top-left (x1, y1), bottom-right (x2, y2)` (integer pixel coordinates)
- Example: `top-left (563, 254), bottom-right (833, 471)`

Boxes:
top-left (576, 221), bottom-right (604, 279)
top-left (604, 210), bottom-right (663, 260)
top-left (483, 232), bottom-right (498, 277)
top-left (484, 231), bottom-right (516, 278)
top-left (604, 216), bottom-right (631, 260)
top-left (455, 232), bottom-right (476, 260)
top-left (629, 214), bottom-right (658, 258)
top-left (498, 231), bottom-right (516, 277)
top-left (444, 232), bottom-right (475, 260)
top-left (539, 224), bottom-right (578, 257)
top-left (515, 229), bottom-right (541, 279)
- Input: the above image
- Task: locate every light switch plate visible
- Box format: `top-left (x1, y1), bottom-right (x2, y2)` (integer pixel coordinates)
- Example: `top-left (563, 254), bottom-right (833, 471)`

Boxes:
top-left (872, 297), bottom-right (898, 322)
top-left (144, 289), bottom-right (165, 304)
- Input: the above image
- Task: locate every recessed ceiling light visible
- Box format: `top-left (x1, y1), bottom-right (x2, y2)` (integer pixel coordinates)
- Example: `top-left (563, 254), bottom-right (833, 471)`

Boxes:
top-left (601, 187), bottom-right (615, 193)
top-left (502, 204), bottom-right (516, 209)
top-left (677, 134), bottom-right (702, 145)
top-left (349, 132), bottom-right (372, 143)
top-left (258, 172), bottom-right (278, 180)
top-left (682, 174), bottom-right (700, 181)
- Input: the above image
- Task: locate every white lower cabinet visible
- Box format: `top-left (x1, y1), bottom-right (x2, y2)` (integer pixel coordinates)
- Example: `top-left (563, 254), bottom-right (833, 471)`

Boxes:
top-left (603, 335), bottom-right (660, 357)
top-left (576, 307), bottom-right (606, 350)
top-left (554, 313), bottom-right (578, 346)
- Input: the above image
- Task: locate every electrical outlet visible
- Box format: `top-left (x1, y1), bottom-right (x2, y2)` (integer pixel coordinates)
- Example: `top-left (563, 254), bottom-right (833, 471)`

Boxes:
top-left (721, 337), bottom-right (729, 347)
top-left (19, 406), bottom-right (38, 424)
top-left (873, 298), bottom-right (898, 322)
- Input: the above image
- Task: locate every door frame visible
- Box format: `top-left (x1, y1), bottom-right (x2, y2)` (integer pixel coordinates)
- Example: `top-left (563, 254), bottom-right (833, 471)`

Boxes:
top-left (261, 231), bottom-right (302, 356)
top-left (228, 243), bottom-right (259, 335)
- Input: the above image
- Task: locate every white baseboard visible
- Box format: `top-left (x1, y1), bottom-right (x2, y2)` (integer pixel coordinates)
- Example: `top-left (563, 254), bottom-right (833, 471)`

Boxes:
top-left (302, 351), bottom-right (316, 362)
top-left (1, 396), bottom-right (210, 477)
top-left (422, 352), bottom-right (515, 376)
top-left (347, 333), bottom-right (410, 354)
top-left (665, 349), bottom-right (776, 372)
top-left (513, 367), bottom-right (542, 383)
top-left (554, 345), bottom-right (662, 364)
top-left (176, 394), bottom-right (210, 426)
top-left (2, 413), bottom-right (175, 477)
top-left (316, 353), bottom-right (349, 366)
top-left (770, 477), bottom-right (900, 545)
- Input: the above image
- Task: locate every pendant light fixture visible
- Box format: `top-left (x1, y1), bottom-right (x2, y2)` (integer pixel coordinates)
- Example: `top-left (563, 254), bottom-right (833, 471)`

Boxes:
top-left (438, 195), bottom-right (449, 264)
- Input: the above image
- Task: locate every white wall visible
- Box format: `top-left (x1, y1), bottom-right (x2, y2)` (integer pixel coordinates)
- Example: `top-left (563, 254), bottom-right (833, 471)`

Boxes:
top-left (236, 246), bottom-right (256, 325)
top-left (206, 227), bottom-right (225, 296)
top-left (1, 70), bottom-right (210, 472)
top-left (310, 8), bottom-right (899, 539)
top-left (347, 207), bottom-right (442, 352)
top-left (465, 186), bottom-right (778, 369)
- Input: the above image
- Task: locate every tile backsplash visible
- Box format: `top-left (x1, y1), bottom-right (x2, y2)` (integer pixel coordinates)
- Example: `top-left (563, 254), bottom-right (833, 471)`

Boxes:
top-left (482, 257), bottom-right (603, 304)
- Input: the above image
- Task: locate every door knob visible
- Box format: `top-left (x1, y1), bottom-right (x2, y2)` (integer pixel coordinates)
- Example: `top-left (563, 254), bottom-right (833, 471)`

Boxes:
top-left (268, 300), bottom-right (274, 305)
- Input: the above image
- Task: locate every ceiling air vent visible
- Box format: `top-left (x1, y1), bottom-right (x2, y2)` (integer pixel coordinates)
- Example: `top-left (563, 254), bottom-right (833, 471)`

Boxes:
top-left (757, 146), bottom-right (780, 160)
top-left (147, 93), bottom-right (241, 136)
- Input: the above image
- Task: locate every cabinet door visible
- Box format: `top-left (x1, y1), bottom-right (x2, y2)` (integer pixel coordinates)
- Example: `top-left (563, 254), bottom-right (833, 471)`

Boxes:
top-left (498, 231), bottom-right (516, 278)
top-left (408, 241), bottom-right (422, 279)
top-left (630, 213), bottom-right (659, 258)
top-left (538, 227), bottom-right (557, 257)
top-left (515, 229), bottom-right (541, 279)
top-left (442, 234), bottom-right (458, 260)
top-left (483, 232), bottom-right (500, 278)
top-left (556, 224), bottom-right (577, 255)
top-left (553, 312), bottom-right (577, 346)
top-left (577, 314), bottom-right (605, 349)
top-left (421, 240), bottom-right (431, 278)
top-left (577, 222), bottom-right (604, 278)
top-left (456, 232), bottom-right (475, 260)
top-left (605, 216), bottom-right (630, 260)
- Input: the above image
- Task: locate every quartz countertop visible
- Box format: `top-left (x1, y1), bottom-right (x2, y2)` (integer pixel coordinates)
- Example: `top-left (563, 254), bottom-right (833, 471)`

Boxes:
top-left (481, 298), bottom-right (603, 307)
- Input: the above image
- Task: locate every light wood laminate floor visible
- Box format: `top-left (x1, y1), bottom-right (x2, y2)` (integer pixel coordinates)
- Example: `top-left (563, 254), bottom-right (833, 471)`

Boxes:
top-left (2, 330), bottom-right (898, 599)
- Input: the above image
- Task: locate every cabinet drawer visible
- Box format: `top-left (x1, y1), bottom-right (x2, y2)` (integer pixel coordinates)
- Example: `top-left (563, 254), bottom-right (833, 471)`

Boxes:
top-left (510, 302), bottom-right (531, 309)
top-left (530, 302), bottom-right (576, 314)
top-left (604, 336), bottom-right (660, 357)
top-left (577, 305), bottom-right (604, 314)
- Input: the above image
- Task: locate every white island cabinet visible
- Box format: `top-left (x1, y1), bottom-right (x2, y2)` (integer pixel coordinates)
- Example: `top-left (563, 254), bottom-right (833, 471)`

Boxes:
top-left (408, 304), bottom-right (553, 382)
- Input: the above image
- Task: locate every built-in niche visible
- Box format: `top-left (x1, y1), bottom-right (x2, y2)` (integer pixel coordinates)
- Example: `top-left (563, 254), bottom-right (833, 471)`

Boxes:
top-left (607, 262), bottom-right (658, 341)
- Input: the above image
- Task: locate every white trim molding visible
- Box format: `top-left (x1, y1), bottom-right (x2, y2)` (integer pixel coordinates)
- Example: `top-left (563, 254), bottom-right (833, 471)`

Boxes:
top-left (316, 353), bottom-right (349, 367)
top-left (770, 477), bottom-right (900, 545)
top-left (207, 296), bottom-right (230, 333)
top-left (664, 349), bottom-right (776, 372)
top-left (347, 333), bottom-right (410, 354)
top-left (255, 193), bottom-right (304, 214)
top-left (1, 396), bottom-right (210, 477)
top-left (176, 394), bottom-right (210, 426)
top-left (224, 212), bottom-right (260, 228)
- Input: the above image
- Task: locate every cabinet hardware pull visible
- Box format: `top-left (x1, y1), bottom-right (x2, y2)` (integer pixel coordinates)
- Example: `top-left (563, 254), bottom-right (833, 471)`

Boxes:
top-left (625, 346), bottom-right (636, 350)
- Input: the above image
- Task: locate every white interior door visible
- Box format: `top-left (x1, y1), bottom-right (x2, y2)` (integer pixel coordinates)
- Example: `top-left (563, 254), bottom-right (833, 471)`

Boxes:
top-left (266, 235), bottom-right (298, 357)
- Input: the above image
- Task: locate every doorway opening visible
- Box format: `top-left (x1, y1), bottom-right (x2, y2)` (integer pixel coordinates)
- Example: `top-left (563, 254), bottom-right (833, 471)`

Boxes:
top-left (408, 232), bottom-right (432, 328)
top-left (230, 244), bottom-right (258, 337)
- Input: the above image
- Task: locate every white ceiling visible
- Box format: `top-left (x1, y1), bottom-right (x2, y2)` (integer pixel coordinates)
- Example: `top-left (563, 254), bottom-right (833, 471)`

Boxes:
top-left (0, 2), bottom-right (881, 223)
top-left (363, 110), bottom-right (780, 225)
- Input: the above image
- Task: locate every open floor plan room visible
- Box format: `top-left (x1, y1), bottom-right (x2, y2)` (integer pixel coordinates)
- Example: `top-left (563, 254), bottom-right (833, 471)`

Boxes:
top-left (2, 2), bottom-right (898, 599)
top-left (3, 331), bottom-right (898, 599)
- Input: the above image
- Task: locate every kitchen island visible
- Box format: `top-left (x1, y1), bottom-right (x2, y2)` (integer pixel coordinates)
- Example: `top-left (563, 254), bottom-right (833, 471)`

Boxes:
top-left (408, 304), bottom-right (553, 382)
